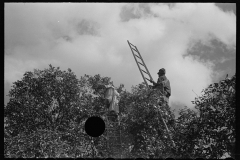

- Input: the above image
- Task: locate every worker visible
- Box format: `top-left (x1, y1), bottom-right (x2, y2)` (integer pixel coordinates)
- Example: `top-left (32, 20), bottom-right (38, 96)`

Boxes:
top-left (150, 68), bottom-right (171, 105)
top-left (104, 84), bottom-right (120, 120)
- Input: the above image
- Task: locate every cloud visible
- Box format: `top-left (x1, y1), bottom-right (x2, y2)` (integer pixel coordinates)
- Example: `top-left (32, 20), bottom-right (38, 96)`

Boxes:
top-left (150, 3), bottom-right (236, 47)
top-left (5, 3), bottom-right (236, 110)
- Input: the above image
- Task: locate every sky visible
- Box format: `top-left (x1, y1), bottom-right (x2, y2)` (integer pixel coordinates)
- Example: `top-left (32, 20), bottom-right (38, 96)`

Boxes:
top-left (5, 3), bottom-right (236, 112)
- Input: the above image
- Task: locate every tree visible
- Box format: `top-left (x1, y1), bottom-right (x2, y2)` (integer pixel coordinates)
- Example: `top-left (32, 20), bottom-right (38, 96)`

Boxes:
top-left (4, 65), bottom-right (115, 158)
top-left (119, 83), bottom-right (176, 158)
top-left (5, 65), bottom-right (81, 136)
top-left (5, 63), bottom-right (235, 158)
top-left (118, 74), bottom-right (235, 159)
top-left (175, 74), bottom-right (236, 159)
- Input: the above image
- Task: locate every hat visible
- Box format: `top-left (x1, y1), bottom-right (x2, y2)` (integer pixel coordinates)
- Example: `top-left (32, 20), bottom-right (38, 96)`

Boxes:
top-left (105, 84), bottom-right (115, 89)
top-left (158, 68), bottom-right (165, 74)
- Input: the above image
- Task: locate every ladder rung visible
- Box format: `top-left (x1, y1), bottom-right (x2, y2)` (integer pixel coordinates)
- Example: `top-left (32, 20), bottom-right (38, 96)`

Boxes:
top-left (133, 53), bottom-right (141, 60)
top-left (107, 132), bottom-right (120, 135)
top-left (106, 125), bottom-right (120, 127)
top-left (141, 69), bottom-right (150, 75)
top-left (109, 144), bottom-right (122, 146)
top-left (138, 61), bottom-right (144, 67)
top-left (108, 142), bottom-right (121, 145)
top-left (107, 131), bottom-right (120, 133)
top-left (106, 122), bottom-right (120, 124)
top-left (107, 130), bottom-right (120, 132)
top-left (108, 136), bottom-right (120, 138)
top-left (145, 77), bottom-right (151, 82)
top-left (106, 128), bottom-right (120, 131)
top-left (131, 47), bottom-right (138, 52)
top-left (106, 120), bottom-right (119, 123)
top-left (106, 128), bottom-right (120, 130)
top-left (108, 142), bottom-right (121, 144)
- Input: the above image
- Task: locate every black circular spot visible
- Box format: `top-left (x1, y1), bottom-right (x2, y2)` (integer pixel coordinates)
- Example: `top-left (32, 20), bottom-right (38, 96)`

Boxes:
top-left (85, 116), bottom-right (105, 137)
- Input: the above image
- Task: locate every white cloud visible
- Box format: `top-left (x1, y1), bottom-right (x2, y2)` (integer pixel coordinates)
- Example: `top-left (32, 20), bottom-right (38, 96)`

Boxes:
top-left (150, 3), bottom-right (236, 48)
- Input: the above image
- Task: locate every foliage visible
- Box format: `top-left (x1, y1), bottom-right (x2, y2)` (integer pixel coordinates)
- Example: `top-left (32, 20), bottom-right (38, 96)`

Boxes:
top-left (174, 74), bottom-right (236, 159)
top-left (4, 64), bottom-right (235, 158)
top-left (4, 65), bottom-right (114, 158)
top-left (119, 83), bottom-right (176, 158)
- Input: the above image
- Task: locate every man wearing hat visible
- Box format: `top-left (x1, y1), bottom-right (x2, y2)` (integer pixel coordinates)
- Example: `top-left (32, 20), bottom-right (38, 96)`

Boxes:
top-left (150, 68), bottom-right (171, 105)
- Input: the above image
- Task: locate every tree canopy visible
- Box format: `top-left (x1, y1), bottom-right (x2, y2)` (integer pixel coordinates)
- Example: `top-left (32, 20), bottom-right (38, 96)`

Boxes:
top-left (4, 65), bottom-right (235, 158)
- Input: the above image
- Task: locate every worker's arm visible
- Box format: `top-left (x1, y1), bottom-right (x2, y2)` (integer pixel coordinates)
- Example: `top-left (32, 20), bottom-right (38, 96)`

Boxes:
top-left (164, 80), bottom-right (171, 97)
top-left (149, 79), bottom-right (158, 86)
top-left (114, 89), bottom-right (120, 97)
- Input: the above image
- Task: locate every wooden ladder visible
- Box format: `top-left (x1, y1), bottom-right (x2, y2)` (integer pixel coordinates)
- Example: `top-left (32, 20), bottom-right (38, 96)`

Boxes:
top-left (127, 40), bottom-right (176, 148)
top-left (105, 113), bottom-right (122, 158)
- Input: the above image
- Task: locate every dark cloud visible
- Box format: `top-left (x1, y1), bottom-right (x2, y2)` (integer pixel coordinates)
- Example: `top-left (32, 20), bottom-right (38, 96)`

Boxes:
top-left (215, 3), bottom-right (236, 15)
top-left (120, 4), bottom-right (152, 22)
top-left (62, 35), bottom-right (73, 42)
top-left (187, 38), bottom-right (236, 82)
top-left (75, 19), bottom-right (100, 36)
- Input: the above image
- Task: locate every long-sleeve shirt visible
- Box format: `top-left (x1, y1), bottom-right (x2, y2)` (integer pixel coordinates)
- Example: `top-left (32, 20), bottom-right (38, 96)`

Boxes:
top-left (153, 75), bottom-right (171, 98)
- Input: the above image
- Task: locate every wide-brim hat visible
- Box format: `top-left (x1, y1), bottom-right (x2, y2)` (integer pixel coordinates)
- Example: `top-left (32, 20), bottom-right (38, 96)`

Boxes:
top-left (158, 68), bottom-right (165, 74)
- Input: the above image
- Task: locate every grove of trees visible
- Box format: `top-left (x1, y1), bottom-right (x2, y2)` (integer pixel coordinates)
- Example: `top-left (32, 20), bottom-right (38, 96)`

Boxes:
top-left (4, 65), bottom-right (235, 158)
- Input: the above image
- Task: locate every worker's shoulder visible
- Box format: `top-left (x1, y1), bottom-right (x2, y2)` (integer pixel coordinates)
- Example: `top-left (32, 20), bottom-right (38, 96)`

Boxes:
top-left (165, 76), bottom-right (170, 81)
top-left (158, 75), bottom-right (169, 81)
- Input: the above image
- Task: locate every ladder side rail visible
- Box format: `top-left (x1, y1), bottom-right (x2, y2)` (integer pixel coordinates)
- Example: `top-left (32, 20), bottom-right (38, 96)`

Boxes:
top-left (135, 47), bottom-right (154, 81)
top-left (127, 40), bottom-right (149, 88)
top-left (106, 114), bottom-right (122, 158)
top-left (136, 61), bottom-right (152, 80)
top-left (157, 105), bottom-right (176, 148)
top-left (137, 61), bottom-right (152, 77)
top-left (128, 40), bottom-right (137, 48)
top-left (119, 119), bottom-right (122, 159)
top-left (106, 116), bottom-right (110, 149)
top-left (128, 40), bottom-right (175, 149)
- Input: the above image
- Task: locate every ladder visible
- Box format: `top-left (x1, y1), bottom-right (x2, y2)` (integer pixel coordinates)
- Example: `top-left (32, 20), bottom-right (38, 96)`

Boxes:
top-left (127, 40), bottom-right (176, 148)
top-left (105, 113), bottom-right (122, 158)
top-left (127, 40), bottom-right (154, 88)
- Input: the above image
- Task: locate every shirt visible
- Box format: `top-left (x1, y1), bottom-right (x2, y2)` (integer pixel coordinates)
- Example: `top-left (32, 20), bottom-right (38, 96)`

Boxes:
top-left (154, 75), bottom-right (171, 97)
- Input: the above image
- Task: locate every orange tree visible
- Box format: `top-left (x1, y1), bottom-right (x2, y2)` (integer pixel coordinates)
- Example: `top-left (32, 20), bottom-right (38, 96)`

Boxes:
top-left (118, 83), bottom-right (176, 158)
top-left (4, 65), bottom-right (115, 158)
top-left (5, 64), bottom-right (235, 159)
top-left (118, 74), bottom-right (235, 159)
top-left (174, 74), bottom-right (236, 159)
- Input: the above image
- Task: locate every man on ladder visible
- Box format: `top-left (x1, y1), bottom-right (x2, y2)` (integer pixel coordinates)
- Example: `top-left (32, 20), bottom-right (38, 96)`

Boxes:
top-left (104, 84), bottom-right (121, 122)
top-left (150, 68), bottom-right (171, 106)
top-left (127, 40), bottom-right (175, 148)
top-left (104, 84), bottom-right (123, 158)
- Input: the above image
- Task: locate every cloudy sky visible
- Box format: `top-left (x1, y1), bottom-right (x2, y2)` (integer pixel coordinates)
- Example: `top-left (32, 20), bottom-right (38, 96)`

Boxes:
top-left (5, 3), bottom-right (236, 111)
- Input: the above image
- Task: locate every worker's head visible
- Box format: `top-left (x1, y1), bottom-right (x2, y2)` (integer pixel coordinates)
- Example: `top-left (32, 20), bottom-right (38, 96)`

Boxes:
top-left (105, 84), bottom-right (114, 89)
top-left (157, 68), bottom-right (165, 76)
